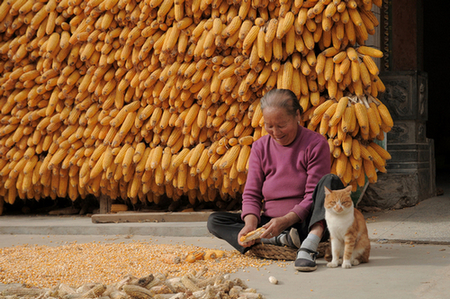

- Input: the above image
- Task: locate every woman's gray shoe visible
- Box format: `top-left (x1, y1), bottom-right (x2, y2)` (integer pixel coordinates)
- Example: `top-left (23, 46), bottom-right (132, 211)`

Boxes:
top-left (294, 248), bottom-right (318, 272)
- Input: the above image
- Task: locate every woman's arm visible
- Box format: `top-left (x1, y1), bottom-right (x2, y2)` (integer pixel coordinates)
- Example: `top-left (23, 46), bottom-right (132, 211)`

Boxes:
top-left (260, 212), bottom-right (301, 238)
top-left (240, 212), bottom-right (301, 242)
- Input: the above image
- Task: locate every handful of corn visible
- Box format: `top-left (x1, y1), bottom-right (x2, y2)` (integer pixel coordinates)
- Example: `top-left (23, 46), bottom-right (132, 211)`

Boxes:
top-left (240, 227), bottom-right (267, 243)
top-left (0, 0), bottom-right (392, 213)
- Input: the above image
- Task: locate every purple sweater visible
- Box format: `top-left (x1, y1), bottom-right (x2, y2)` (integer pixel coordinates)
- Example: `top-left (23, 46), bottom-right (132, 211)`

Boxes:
top-left (241, 125), bottom-right (330, 223)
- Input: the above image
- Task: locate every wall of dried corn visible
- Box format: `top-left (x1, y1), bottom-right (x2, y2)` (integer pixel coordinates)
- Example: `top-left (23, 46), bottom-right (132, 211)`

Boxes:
top-left (0, 0), bottom-right (394, 214)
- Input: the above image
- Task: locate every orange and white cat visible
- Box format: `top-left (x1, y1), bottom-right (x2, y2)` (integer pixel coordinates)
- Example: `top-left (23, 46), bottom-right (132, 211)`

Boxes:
top-left (324, 185), bottom-right (370, 269)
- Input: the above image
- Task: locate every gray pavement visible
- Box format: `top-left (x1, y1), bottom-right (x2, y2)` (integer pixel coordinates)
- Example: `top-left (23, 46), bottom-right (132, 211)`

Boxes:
top-left (1, 192), bottom-right (450, 298)
top-left (1, 195), bottom-right (450, 244)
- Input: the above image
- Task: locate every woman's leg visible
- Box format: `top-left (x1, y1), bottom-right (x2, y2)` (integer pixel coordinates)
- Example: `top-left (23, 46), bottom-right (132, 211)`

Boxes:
top-left (308, 173), bottom-right (345, 233)
top-left (295, 173), bottom-right (345, 272)
top-left (207, 211), bottom-right (247, 253)
top-left (207, 212), bottom-right (276, 253)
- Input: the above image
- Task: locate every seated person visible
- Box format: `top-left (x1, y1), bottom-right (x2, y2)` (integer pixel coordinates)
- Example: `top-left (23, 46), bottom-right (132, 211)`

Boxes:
top-left (207, 89), bottom-right (344, 272)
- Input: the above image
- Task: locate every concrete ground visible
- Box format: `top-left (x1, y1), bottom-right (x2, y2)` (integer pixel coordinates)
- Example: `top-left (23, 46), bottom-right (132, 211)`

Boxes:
top-left (1, 177), bottom-right (450, 298)
top-left (1, 234), bottom-right (450, 299)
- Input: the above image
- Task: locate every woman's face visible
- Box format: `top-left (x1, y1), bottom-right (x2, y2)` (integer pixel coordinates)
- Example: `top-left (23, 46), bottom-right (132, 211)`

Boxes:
top-left (263, 106), bottom-right (300, 146)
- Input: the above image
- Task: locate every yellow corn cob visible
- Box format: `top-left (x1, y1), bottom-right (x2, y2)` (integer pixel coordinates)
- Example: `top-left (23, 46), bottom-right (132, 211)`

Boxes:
top-left (353, 161), bottom-right (365, 186)
top-left (341, 135), bottom-right (353, 157)
top-left (118, 111), bottom-right (136, 136)
top-left (242, 25), bottom-right (259, 51)
top-left (314, 52), bottom-right (326, 75)
top-left (367, 102), bottom-right (382, 126)
top-left (322, 102), bottom-right (337, 120)
top-left (311, 100), bottom-right (332, 119)
top-left (302, 29), bottom-right (315, 50)
top-left (194, 148), bottom-right (209, 174)
top-left (160, 147), bottom-right (172, 171)
top-left (219, 145), bottom-right (240, 170)
top-left (278, 11), bottom-right (295, 39)
top-left (272, 37), bottom-right (283, 61)
top-left (376, 102), bottom-right (394, 128)
top-left (366, 144), bottom-right (385, 168)
top-left (332, 51), bottom-right (347, 64)
top-left (339, 57), bottom-right (351, 75)
top-left (324, 57), bottom-right (334, 81)
top-left (341, 160), bottom-right (352, 185)
top-left (236, 144), bottom-right (250, 173)
top-left (318, 115), bottom-right (329, 136)
top-left (344, 46), bottom-right (358, 61)
top-left (90, 152), bottom-right (106, 179)
top-left (328, 96), bottom-right (348, 127)
top-left (367, 105), bottom-right (381, 136)
top-left (363, 158), bottom-right (376, 180)
top-left (362, 55), bottom-right (379, 76)
top-left (335, 152), bottom-right (347, 179)
top-left (254, 28), bottom-right (265, 59)
top-left (350, 59), bottom-right (361, 83)
top-left (265, 19), bottom-right (278, 43)
top-left (222, 15), bottom-right (241, 37)
top-left (357, 45), bottom-right (383, 58)
top-left (340, 106), bottom-right (353, 133)
top-left (321, 47), bottom-right (340, 58)
top-left (348, 7), bottom-right (363, 27)
top-left (359, 144), bottom-right (373, 161)
top-left (349, 154), bottom-right (362, 170)
top-left (354, 102), bottom-right (369, 131)
top-left (282, 61), bottom-right (294, 90)
top-left (368, 141), bottom-right (391, 161)
top-left (250, 102), bottom-right (263, 128)
top-left (171, 148), bottom-right (190, 170)
top-left (358, 59), bottom-right (372, 88)
top-left (186, 143), bottom-right (204, 168)
top-left (351, 138), bottom-right (361, 161)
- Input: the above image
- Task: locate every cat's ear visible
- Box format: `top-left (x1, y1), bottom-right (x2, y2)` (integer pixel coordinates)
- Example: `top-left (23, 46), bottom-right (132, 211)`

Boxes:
top-left (324, 186), bottom-right (331, 196)
top-left (344, 185), bottom-right (353, 193)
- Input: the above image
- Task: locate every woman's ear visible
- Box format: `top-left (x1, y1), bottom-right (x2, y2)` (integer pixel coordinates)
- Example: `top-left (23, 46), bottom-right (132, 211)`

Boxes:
top-left (295, 108), bottom-right (301, 123)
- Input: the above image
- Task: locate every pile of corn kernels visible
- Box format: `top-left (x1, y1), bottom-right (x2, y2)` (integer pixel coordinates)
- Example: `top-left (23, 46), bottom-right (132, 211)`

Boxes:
top-left (0, 240), bottom-right (286, 289)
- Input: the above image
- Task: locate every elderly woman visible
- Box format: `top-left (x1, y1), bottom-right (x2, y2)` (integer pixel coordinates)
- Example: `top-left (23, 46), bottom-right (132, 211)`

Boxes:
top-left (207, 89), bottom-right (344, 272)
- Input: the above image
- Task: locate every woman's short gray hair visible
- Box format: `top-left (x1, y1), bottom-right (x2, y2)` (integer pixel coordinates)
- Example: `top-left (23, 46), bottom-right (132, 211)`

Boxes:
top-left (260, 89), bottom-right (303, 117)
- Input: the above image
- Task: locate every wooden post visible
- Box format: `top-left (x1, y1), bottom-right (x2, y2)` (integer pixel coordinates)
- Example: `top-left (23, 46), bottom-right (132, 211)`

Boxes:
top-left (99, 195), bottom-right (111, 214)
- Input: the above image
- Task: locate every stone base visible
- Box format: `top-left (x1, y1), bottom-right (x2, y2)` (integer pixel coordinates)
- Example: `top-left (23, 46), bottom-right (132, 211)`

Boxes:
top-left (359, 139), bottom-right (437, 209)
top-left (360, 171), bottom-right (436, 209)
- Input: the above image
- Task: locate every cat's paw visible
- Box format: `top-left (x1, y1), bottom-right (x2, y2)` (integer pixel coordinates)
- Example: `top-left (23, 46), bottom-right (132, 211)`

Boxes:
top-left (342, 260), bottom-right (352, 269)
top-left (352, 259), bottom-right (361, 266)
top-left (327, 261), bottom-right (339, 268)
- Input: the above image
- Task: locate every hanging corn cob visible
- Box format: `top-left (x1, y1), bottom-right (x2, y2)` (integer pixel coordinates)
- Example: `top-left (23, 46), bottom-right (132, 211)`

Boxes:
top-left (0, 0), bottom-right (391, 214)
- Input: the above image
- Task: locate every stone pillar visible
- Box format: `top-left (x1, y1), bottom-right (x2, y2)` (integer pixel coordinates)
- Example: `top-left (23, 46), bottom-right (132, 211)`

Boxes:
top-left (360, 0), bottom-right (436, 209)
top-left (361, 71), bottom-right (436, 209)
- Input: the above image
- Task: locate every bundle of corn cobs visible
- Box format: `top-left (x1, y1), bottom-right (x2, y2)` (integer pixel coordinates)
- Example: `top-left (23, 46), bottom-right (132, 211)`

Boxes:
top-left (1, 271), bottom-right (263, 299)
top-left (0, 0), bottom-right (393, 212)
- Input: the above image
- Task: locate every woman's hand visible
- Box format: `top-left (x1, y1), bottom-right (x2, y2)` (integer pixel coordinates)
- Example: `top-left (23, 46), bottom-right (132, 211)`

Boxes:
top-left (238, 214), bottom-right (259, 248)
top-left (260, 212), bottom-right (301, 239)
